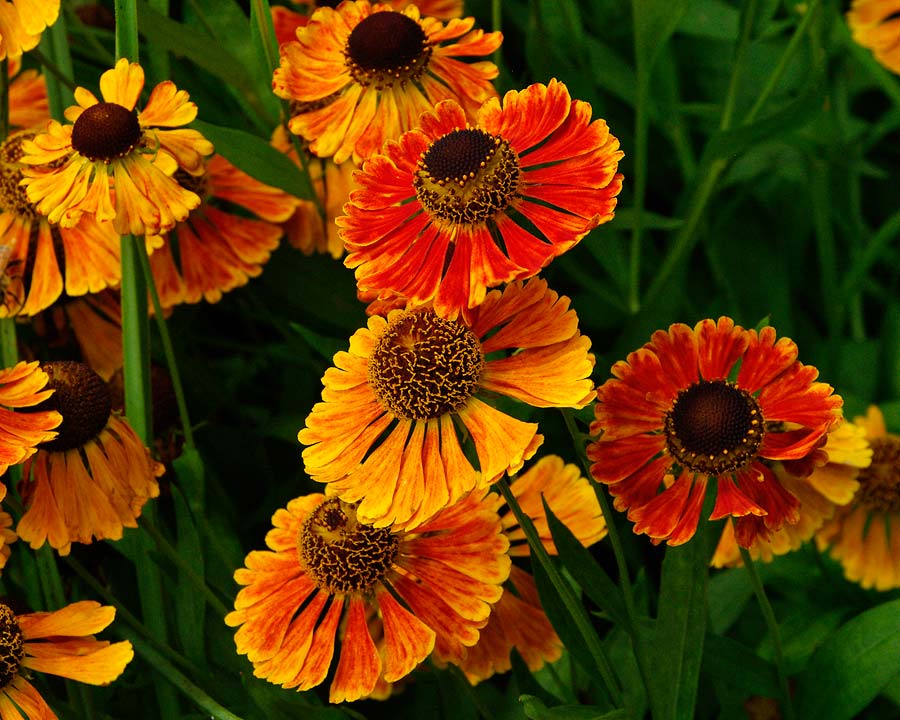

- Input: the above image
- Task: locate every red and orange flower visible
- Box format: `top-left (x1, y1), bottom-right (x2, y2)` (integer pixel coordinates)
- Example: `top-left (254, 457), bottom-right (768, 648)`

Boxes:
top-left (0, 360), bottom-right (60, 474)
top-left (298, 278), bottom-right (594, 530)
top-left (340, 81), bottom-right (624, 319)
top-left (588, 318), bottom-right (843, 547)
top-left (273, 0), bottom-right (501, 164)
top-left (20, 58), bottom-right (213, 237)
top-left (0, 600), bottom-right (132, 719)
top-left (226, 490), bottom-right (509, 703)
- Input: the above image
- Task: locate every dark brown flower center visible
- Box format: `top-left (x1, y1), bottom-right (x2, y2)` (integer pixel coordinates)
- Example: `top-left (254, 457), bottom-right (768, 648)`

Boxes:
top-left (31, 361), bottom-right (112, 452)
top-left (0, 132), bottom-right (38, 220)
top-left (855, 436), bottom-right (900, 512)
top-left (367, 310), bottom-right (483, 421)
top-left (71, 102), bottom-right (141, 163)
top-left (0, 604), bottom-right (24, 690)
top-left (298, 498), bottom-right (399, 595)
top-left (664, 380), bottom-right (763, 476)
top-left (414, 129), bottom-right (521, 226)
top-left (344, 11), bottom-right (432, 89)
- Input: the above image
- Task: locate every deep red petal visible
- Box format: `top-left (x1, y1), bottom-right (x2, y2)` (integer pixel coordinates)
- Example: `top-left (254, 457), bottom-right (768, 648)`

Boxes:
top-left (696, 317), bottom-right (748, 380)
top-left (586, 433), bottom-right (666, 484)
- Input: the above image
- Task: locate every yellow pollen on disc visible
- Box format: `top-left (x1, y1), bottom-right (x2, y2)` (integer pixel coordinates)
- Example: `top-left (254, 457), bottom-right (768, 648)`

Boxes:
top-left (344, 11), bottom-right (432, 90)
top-left (0, 132), bottom-right (39, 220)
top-left (414, 128), bottom-right (521, 226)
top-left (367, 310), bottom-right (484, 421)
top-left (297, 498), bottom-right (399, 595)
top-left (0, 604), bottom-right (24, 690)
top-left (71, 102), bottom-right (142, 163)
top-left (664, 379), bottom-right (764, 476)
top-left (855, 435), bottom-right (900, 513)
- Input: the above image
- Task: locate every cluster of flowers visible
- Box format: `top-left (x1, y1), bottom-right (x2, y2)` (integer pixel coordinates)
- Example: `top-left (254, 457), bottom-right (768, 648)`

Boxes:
top-left (0, 0), bottom-right (895, 714)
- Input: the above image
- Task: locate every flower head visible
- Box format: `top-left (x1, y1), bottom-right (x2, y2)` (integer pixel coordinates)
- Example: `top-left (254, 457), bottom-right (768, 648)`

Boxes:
top-left (19, 58), bottom-right (214, 236)
top-left (226, 490), bottom-right (510, 703)
top-left (298, 278), bottom-right (594, 530)
top-left (9, 57), bottom-right (49, 130)
top-left (588, 318), bottom-right (843, 547)
top-left (712, 418), bottom-right (872, 566)
top-left (847, 0), bottom-right (900, 74)
top-left (16, 361), bottom-right (163, 555)
top-left (340, 81), bottom-right (624, 319)
top-left (0, 600), bottom-right (132, 719)
top-left (291, 0), bottom-right (464, 21)
top-left (273, 0), bottom-right (501, 164)
top-left (148, 153), bottom-right (298, 306)
top-left (0, 0), bottom-right (60, 60)
top-left (816, 406), bottom-right (900, 589)
top-left (0, 360), bottom-right (60, 474)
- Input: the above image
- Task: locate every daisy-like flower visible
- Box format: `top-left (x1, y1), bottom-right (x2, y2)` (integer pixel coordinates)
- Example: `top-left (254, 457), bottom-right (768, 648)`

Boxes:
top-left (272, 125), bottom-right (356, 259)
top-left (0, 360), bottom-right (60, 474)
top-left (16, 361), bottom-right (163, 556)
top-left (451, 455), bottom-right (606, 683)
top-left (587, 318), bottom-right (844, 548)
top-left (19, 58), bottom-right (214, 237)
top-left (292, 0), bottom-right (464, 20)
top-left (298, 278), bottom-right (594, 530)
top-left (340, 81), bottom-right (624, 319)
top-left (226, 490), bottom-right (510, 703)
top-left (9, 57), bottom-right (49, 130)
top-left (0, 599), bottom-right (132, 719)
top-left (816, 406), bottom-right (900, 590)
top-left (147, 153), bottom-right (298, 306)
top-left (847, 0), bottom-right (900, 74)
top-left (0, 129), bottom-right (123, 317)
top-left (273, 0), bottom-right (501, 164)
top-left (0, 0), bottom-right (59, 60)
top-left (711, 419), bottom-right (872, 566)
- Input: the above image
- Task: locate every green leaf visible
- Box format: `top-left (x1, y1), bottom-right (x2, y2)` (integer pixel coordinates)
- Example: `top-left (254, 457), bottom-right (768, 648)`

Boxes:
top-left (794, 599), bottom-right (900, 720)
top-left (702, 634), bottom-right (780, 699)
top-left (708, 568), bottom-right (754, 634)
top-left (633, 0), bottom-right (691, 72)
top-left (521, 695), bottom-right (634, 720)
top-left (192, 120), bottom-right (314, 200)
top-left (544, 500), bottom-right (629, 629)
top-left (172, 483), bottom-right (206, 664)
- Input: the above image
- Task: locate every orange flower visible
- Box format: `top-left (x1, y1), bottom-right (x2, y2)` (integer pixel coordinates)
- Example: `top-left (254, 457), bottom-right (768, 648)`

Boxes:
top-left (712, 418), bottom-right (871, 566)
top-left (847, 0), bottom-right (900, 74)
top-left (340, 81), bottom-right (624, 319)
top-left (16, 362), bottom-right (163, 556)
top-left (226, 491), bottom-right (509, 703)
top-left (588, 318), bottom-right (843, 547)
top-left (0, 129), bottom-right (124, 317)
top-left (0, 600), bottom-right (132, 719)
top-left (453, 456), bottom-right (606, 683)
top-left (291, 0), bottom-right (464, 20)
top-left (8, 57), bottom-right (48, 130)
top-left (816, 406), bottom-right (900, 589)
top-left (0, 360), bottom-right (60, 474)
top-left (0, 0), bottom-right (59, 59)
top-left (272, 125), bottom-right (356, 259)
top-left (298, 278), bottom-right (594, 530)
top-left (20, 58), bottom-right (214, 236)
top-left (0, 500), bottom-right (15, 571)
top-left (273, 0), bottom-right (501, 164)
top-left (147, 153), bottom-right (298, 306)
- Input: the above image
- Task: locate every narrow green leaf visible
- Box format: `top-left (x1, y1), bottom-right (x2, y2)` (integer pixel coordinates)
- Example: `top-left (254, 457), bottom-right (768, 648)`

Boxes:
top-left (544, 500), bottom-right (629, 629)
top-left (794, 599), bottom-right (900, 720)
top-left (708, 568), bottom-right (754, 634)
top-left (172, 483), bottom-right (206, 665)
top-left (192, 120), bottom-right (313, 201)
top-left (520, 695), bottom-right (634, 720)
top-left (701, 634), bottom-right (780, 698)
top-left (633, 0), bottom-right (691, 72)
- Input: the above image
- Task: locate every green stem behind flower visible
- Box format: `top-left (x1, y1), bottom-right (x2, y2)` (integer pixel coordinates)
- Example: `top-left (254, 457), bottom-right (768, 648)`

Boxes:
top-left (39, 13), bottom-right (75, 119)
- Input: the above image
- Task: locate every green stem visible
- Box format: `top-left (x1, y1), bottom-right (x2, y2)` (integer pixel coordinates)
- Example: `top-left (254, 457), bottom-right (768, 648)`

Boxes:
top-left (495, 476), bottom-right (624, 708)
top-left (119, 235), bottom-right (152, 441)
top-left (628, 83), bottom-right (647, 314)
top-left (38, 12), bottom-right (74, 120)
top-left (491, 0), bottom-right (502, 68)
top-left (118, 629), bottom-right (246, 720)
top-left (719, 0), bottom-right (761, 132)
top-left (114, 0), bottom-right (140, 63)
top-left (0, 319), bottom-right (16, 367)
top-left (139, 516), bottom-right (230, 618)
top-left (144, 0), bottom-right (170, 82)
top-left (738, 546), bottom-right (795, 720)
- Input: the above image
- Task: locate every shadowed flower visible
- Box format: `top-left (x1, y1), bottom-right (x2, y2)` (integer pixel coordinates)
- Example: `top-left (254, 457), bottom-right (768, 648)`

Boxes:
top-left (452, 455), bottom-right (606, 683)
top-left (147, 153), bottom-right (298, 306)
top-left (9, 57), bottom-right (49, 130)
top-left (273, 0), bottom-right (501, 164)
top-left (0, 500), bottom-right (15, 571)
top-left (0, 600), bottom-right (132, 719)
top-left (16, 361), bottom-right (163, 556)
top-left (588, 318), bottom-right (843, 548)
top-left (0, 129), bottom-right (123, 317)
top-left (298, 278), bottom-right (594, 530)
top-left (816, 406), bottom-right (900, 589)
top-left (226, 490), bottom-right (510, 703)
top-left (0, 360), bottom-right (60, 474)
top-left (0, 0), bottom-right (59, 60)
top-left (847, 0), bottom-right (900, 74)
top-left (340, 81), bottom-right (624, 319)
top-left (19, 58), bottom-right (214, 236)
top-left (272, 125), bottom-right (356, 259)
top-left (712, 418), bottom-right (872, 566)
